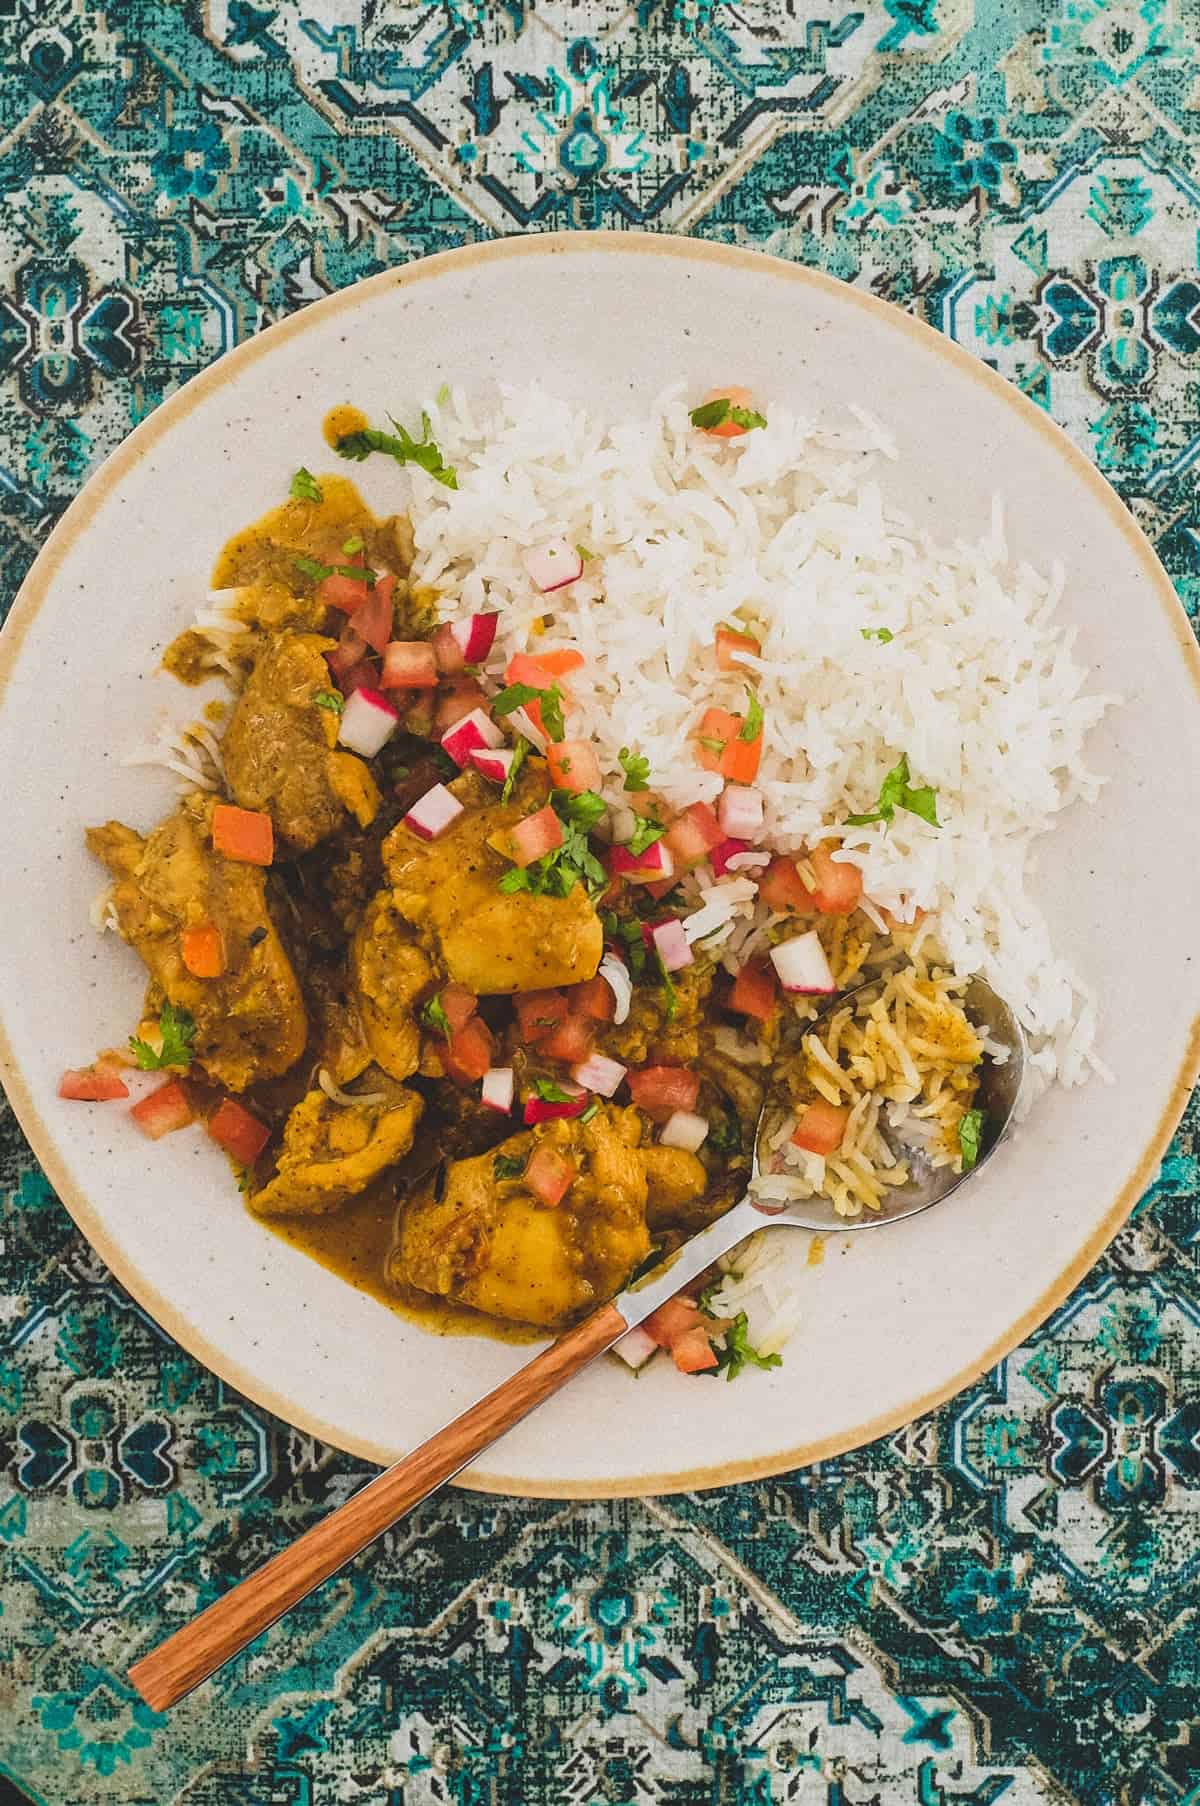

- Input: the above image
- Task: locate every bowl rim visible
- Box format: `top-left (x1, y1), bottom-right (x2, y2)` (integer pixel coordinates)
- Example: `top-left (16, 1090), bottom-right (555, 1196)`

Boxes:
top-left (2, 230), bottom-right (1198, 1498)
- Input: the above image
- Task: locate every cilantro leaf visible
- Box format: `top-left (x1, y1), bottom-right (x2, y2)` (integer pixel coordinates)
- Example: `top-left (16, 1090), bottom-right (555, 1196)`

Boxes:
top-left (708, 1112), bottom-right (742, 1155)
top-left (435, 382), bottom-right (451, 407)
top-left (493, 1153), bottom-right (524, 1180)
top-left (538, 685), bottom-right (565, 743)
top-left (129, 1001), bottom-right (196, 1071)
top-left (845, 753), bottom-right (940, 830)
top-left (533, 1078), bottom-right (574, 1103)
top-left (958, 1107), bottom-right (984, 1171)
top-left (740, 686), bottom-right (763, 743)
top-left (861, 627), bottom-right (894, 643)
top-left (294, 554), bottom-right (332, 583)
top-left (313, 689), bottom-right (344, 716)
top-left (498, 866), bottom-right (530, 895)
top-left (712, 1311), bottom-right (783, 1381)
top-left (579, 1100), bottom-right (600, 1125)
top-left (627, 815), bottom-right (665, 858)
top-left (492, 683), bottom-right (541, 718)
top-left (689, 398), bottom-right (768, 432)
top-left (618, 747), bottom-right (651, 793)
top-left (654, 949), bottom-right (678, 1021)
top-left (559, 789), bottom-right (607, 831)
top-left (500, 736), bottom-right (529, 805)
top-left (334, 414), bottom-right (457, 489)
top-left (422, 994), bottom-right (450, 1037)
top-left (290, 468), bottom-right (323, 503)
top-left (342, 533), bottom-right (365, 555)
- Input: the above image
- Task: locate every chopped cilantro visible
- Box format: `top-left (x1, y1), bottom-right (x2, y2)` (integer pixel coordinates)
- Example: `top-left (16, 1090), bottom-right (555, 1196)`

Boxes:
top-left (696, 1275), bottom-right (728, 1314)
top-left (533, 1078), bottom-right (574, 1103)
top-left (654, 950), bottom-right (679, 1022)
top-left (708, 1112), bottom-right (742, 1155)
top-left (558, 789), bottom-right (607, 832)
top-left (129, 1001), bottom-right (196, 1071)
top-left (958, 1107), bottom-right (984, 1171)
top-left (342, 533), bottom-right (365, 555)
top-left (579, 1100), bottom-right (600, 1125)
top-left (697, 735), bottom-right (726, 755)
top-left (845, 753), bottom-right (939, 829)
top-left (712, 1311), bottom-right (783, 1381)
top-left (290, 468), bottom-right (323, 503)
top-left (313, 688), bottom-right (344, 716)
top-left (689, 397), bottom-right (767, 433)
top-left (435, 381), bottom-right (451, 407)
top-left (576, 544), bottom-right (594, 561)
top-left (421, 993), bottom-right (450, 1037)
top-left (498, 866), bottom-right (530, 896)
top-left (627, 815), bottom-right (665, 858)
top-left (618, 746), bottom-right (651, 793)
top-left (334, 413), bottom-right (457, 488)
top-left (861, 627), bottom-right (894, 643)
top-left (740, 686), bottom-right (763, 743)
top-left (294, 554), bottom-right (331, 583)
top-left (493, 1153), bottom-right (525, 1181)
top-left (500, 736), bottom-right (529, 805)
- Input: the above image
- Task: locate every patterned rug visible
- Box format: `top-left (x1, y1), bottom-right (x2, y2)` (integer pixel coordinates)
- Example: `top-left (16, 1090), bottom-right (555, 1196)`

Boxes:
top-left (1, 3), bottom-right (1199, 1799)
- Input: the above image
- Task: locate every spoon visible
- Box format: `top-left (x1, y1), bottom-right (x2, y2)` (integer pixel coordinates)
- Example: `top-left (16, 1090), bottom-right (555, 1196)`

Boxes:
top-left (128, 973), bottom-right (1023, 1711)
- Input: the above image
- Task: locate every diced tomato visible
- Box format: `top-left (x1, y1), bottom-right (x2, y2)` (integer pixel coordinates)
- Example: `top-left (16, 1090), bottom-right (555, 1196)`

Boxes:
top-left (791, 1100), bottom-right (849, 1157)
top-left (759, 856), bottom-right (811, 913)
top-left (627, 1065), bottom-right (700, 1124)
top-left (435, 676), bottom-right (488, 731)
top-left (181, 924), bottom-right (225, 979)
top-left (697, 385), bottom-right (758, 439)
top-left (207, 1095), bottom-right (269, 1163)
top-left (532, 648), bottom-right (585, 677)
top-left (326, 629), bottom-right (375, 695)
top-left (381, 640), bottom-right (438, 690)
top-left (546, 739), bottom-right (601, 794)
top-left (715, 625), bottom-right (761, 670)
top-left (672, 1327), bottom-right (720, 1373)
top-left (664, 801), bottom-right (723, 871)
top-left (539, 1014), bottom-right (594, 1065)
top-left (353, 574), bottom-right (396, 654)
top-left (721, 731), bottom-right (761, 784)
top-left (443, 1017), bottom-right (495, 1085)
top-left (505, 652), bottom-right (560, 691)
top-left (514, 990), bottom-right (569, 1044)
top-left (508, 805), bottom-right (563, 869)
top-left (730, 959), bottom-right (778, 1022)
top-left (809, 843), bottom-right (863, 915)
top-left (572, 976), bottom-right (616, 1022)
top-left (694, 707), bottom-right (740, 775)
top-left (438, 983), bottom-right (478, 1035)
top-left (525, 1145), bottom-right (577, 1208)
top-left (133, 1079), bottom-right (194, 1141)
top-left (318, 571), bottom-right (371, 614)
top-left (58, 1062), bottom-right (129, 1102)
top-left (212, 805), bottom-right (274, 867)
top-left (643, 1296), bottom-right (704, 1348)
top-left (431, 622), bottom-right (466, 675)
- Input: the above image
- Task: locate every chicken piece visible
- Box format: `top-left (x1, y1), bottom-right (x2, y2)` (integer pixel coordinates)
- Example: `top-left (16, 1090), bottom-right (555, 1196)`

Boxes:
top-left (382, 770), bottom-right (602, 994)
top-left (251, 1079), bottom-right (423, 1217)
top-left (222, 632), bottom-right (380, 853)
top-left (349, 891), bottom-right (434, 1082)
top-left (641, 1146), bottom-right (710, 1230)
top-left (88, 795), bottom-right (306, 1091)
top-left (390, 1106), bottom-right (650, 1328)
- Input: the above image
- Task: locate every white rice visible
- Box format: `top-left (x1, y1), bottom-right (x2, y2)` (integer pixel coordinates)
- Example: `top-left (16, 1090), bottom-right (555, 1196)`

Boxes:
top-left (402, 383), bottom-right (1115, 1098)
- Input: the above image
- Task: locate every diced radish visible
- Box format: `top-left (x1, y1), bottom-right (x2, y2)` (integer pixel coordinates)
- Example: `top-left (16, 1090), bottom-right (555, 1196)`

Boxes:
top-left (540, 1014), bottom-right (595, 1065)
top-left (441, 706), bottom-right (504, 769)
top-left (612, 1325), bottom-right (658, 1371)
top-left (181, 925), bottom-right (225, 979)
top-left (573, 975), bottom-right (616, 1023)
top-left (431, 622), bottom-right (466, 674)
top-left (403, 783), bottom-right (465, 840)
top-left (481, 1067), bottom-right (514, 1114)
top-left (381, 640), bottom-right (438, 690)
top-left (525, 1145), bottom-right (577, 1207)
top-left (523, 537), bottom-right (583, 593)
top-left (59, 1063), bottom-right (129, 1102)
top-left (436, 676), bottom-right (488, 731)
top-left (338, 686), bottom-right (400, 758)
top-left (571, 1053), bottom-right (627, 1097)
top-left (672, 1327), bottom-right (720, 1373)
top-left (508, 804), bottom-right (563, 869)
top-left (809, 843), bottom-right (864, 915)
top-left (546, 739), bottom-right (602, 795)
top-left (665, 802), bottom-right (723, 871)
top-left (627, 1065), bottom-right (700, 1124)
top-left (133, 1079), bottom-right (194, 1141)
top-left (710, 837), bottom-right (750, 878)
top-left (644, 1297), bottom-right (704, 1348)
top-left (609, 840), bottom-right (674, 883)
top-left (718, 785), bottom-right (764, 839)
top-left (440, 984), bottom-right (478, 1034)
top-left (207, 1095), bottom-right (269, 1163)
top-left (318, 571), bottom-right (371, 613)
top-left (212, 804), bottom-right (274, 867)
top-left (660, 1110), bottom-right (709, 1153)
top-left (730, 959), bottom-right (778, 1021)
top-left (524, 1085), bottom-right (589, 1125)
top-left (470, 746), bottom-right (514, 785)
top-left (507, 704), bottom-right (548, 753)
top-left (597, 953), bottom-right (633, 1025)
top-left (449, 612), bottom-right (500, 663)
top-left (759, 856), bottom-right (811, 913)
top-left (770, 930), bottom-right (835, 994)
top-left (514, 990), bottom-right (569, 1043)
top-left (443, 1017), bottom-right (494, 1085)
top-left (696, 385), bottom-right (758, 439)
top-left (792, 1100), bottom-right (849, 1156)
top-left (715, 625), bottom-right (761, 669)
top-left (651, 919), bottom-right (693, 973)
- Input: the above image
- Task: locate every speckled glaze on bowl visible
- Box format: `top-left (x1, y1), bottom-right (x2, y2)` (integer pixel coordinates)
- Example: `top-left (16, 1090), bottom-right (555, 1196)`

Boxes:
top-left (0, 235), bottom-right (1197, 1498)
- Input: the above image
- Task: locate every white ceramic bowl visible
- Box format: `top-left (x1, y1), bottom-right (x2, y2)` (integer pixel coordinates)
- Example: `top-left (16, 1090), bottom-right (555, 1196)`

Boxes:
top-left (1, 235), bottom-right (1197, 1497)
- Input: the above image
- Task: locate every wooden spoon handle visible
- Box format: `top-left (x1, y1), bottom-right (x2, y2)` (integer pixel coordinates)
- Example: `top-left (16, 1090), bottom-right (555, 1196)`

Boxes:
top-left (128, 1299), bottom-right (627, 1711)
